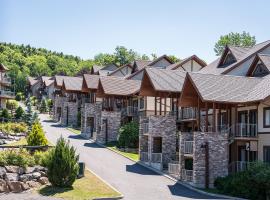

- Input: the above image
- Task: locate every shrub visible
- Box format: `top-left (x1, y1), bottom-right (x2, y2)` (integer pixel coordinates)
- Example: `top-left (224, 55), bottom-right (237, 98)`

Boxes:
top-left (214, 162), bottom-right (270, 200)
top-left (1, 108), bottom-right (11, 120)
top-left (15, 106), bottom-right (25, 119)
top-left (27, 122), bottom-right (48, 146)
top-left (47, 137), bottom-right (79, 187)
top-left (40, 98), bottom-right (48, 113)
top-left (6, 100), bottom-right (18, 115)
top-left (0, 149), bottom-right (35, 168)
top-left (33, 150), bottom-right (51, 167)
top-left (47, 99), bottom-right (53, 112)
top-left (15, 92), bottom-right (23, 101)
top-left (0, 122), bottom-right (28, 134)
top-left (117, 121), bottom-right (139, 148)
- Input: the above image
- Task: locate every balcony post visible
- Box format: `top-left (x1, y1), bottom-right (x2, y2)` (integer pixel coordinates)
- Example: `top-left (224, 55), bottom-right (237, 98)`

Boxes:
top-left (213, 103), bottom-right (216, 132)
top-left (205, 103), bottom-right (208, 132)
top-left (154, 97), bottom-right (157, 115)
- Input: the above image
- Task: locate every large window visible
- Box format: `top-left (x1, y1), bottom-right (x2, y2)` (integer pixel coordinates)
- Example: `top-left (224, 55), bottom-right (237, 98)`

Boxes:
top-left (139, 97), bottom-right (145, 109)
top-left (264, 146), bottom-right (270, 163)
top-left (263, 107), bottom-right (270, 128)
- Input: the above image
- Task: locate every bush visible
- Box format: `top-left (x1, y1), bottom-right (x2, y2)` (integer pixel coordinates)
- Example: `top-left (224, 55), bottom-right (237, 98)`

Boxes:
top-left (0, 149), bottom-right (35, 168)
top-left (15, 106), bottom-right (25, 119)
top-left (15, 92), bottom-right (25, 101)
top-left (214, 162), bottom-right (270, 200)
top-left (0, 122), bottom-right (28, 134)
top-left (1, 108), bottom-right (11, 120)
top-left (27, 121), bottom-right (48, 146)
top-left (47, 99), bottom-right (53, 112)
top-left (47, 137), bottom-right (79, 187)
top-left (117, 121), bottom-right (139, 149)
top-left (40, 98), bottom-right (48, 113)
top-left (33, 150), bottom-right (51, 167)
top-left (6, 100), bottom-right (18, 115)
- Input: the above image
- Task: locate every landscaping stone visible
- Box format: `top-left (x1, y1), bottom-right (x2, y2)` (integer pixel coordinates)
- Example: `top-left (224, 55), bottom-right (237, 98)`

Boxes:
top-left (32, 172), bottom-right (41, 179)
top-left (20, 182), bottom-right (30, 191)
top-left (34, 166), bottom-right (46, 172)
top-left (5, 166), bottom-right (24, 175)
top-left (40, 171), bottom-right (47, 177)
top-left (38, 177), bottom-right (49, 185)
top-left (6, 173), bottom-right (19, 182)
top-left (0, 167), bottom-right (7, 179)
top-left (25, 167), bottom-right (35, 174)
top-left (7, 181), bottom-right (23, 193)
top-left (0, 179), bottom-right (9, 193)
top-left (19, 174), bottom-right (33, 182)
top-left (26, 180), bottom-right (40, 188)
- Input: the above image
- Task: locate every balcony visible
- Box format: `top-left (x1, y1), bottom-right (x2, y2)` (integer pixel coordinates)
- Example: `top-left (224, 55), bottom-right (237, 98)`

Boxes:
top-left (0, 77), bottom-right (11, 85)
top-left (230, 123), bottom-right (257, 138)
top-left (229, 161), bottom-right (254, 173)
top-left (142, 122), bottom-right (149, 134)
top-left (184, 141), bottom-right (193, 155)
top-left (168, 162), bottom-right (180, 176)
top-left (181, 169), bottom-right (193, 182)
top-left (0, 90), bottom-right (15, 98)
top-left (179, 107), bottom-right (196, 121)
top-left (122, 106), bottom-right (138, 116)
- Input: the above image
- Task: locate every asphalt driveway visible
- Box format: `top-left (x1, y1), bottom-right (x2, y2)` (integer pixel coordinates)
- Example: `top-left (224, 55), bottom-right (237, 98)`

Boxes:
top-left (40, 114), bottom-right (225, 200)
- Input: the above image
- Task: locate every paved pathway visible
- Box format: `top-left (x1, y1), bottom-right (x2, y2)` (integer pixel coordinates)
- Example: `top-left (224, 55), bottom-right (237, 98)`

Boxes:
top-left (38, 113), bottom-right (224, 200)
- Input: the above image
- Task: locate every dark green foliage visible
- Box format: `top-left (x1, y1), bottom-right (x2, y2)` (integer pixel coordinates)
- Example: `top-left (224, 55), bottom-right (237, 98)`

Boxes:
top-left (117, 121), bottom-right (139, 148)
top-left (214, 31), bottom-right (256, 56)
top-left (27, 121), bottom-right (48, 146)
top-left (15, 92), bottom-right (24, 101)
top-left (40, 98), bottom-right (48, 113)
top-left (1, 108), bottom-right (11, 120)
top-left (0, 149), bottom-right (35, 167)
top-left (15, 106), bottom-right (24, 119)
top-left (47, 137), bottom-right (79, 187)
top-left (47, 99), bottom-right (53, 112)
top-left (214, 162), bottom-right (270, 200)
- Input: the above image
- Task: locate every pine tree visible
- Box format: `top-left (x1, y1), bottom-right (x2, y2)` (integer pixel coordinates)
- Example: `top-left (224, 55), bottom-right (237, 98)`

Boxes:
top-left (25, 98), bottom-right (34, 126)
top-left (39, 98), bottom-right (48, 113)
top-left (47, 137), bottom-right (79, 187)
top-left (27, 121), bottom-right (48, 146)
top-left (15, 106), bottom-right (25, 119)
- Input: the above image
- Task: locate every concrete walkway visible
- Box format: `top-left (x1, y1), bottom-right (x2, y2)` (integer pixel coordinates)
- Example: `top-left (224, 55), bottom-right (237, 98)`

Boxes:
top-left (39, 113), bottom-right (225, 200)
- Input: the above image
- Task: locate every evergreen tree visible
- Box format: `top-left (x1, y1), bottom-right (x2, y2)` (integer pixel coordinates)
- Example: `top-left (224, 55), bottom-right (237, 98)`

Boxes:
top-left (47, 137), bottom-right (79, 187)
top-left (25, 98), bottom-right (34, 126)
top-left (15, 106), bottom-right (25, 120)
top-left (27, 121), bottom-right (48, 146)
top-left (39, 98), bottom-right (48, 113)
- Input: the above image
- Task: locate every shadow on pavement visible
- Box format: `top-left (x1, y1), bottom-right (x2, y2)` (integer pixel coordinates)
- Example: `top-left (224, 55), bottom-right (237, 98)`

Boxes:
top-left (68, 135), bottom-right (86, 140)
top-left (126, 163), bottom-right (160, 176)
top-left (84, 142), bottom-right (105, 148)
top-left (168, 183), bottom-right (223, 199)
top-left (42, 119), bottom-right (54, 123)
top-left (50, 124), bottom-right (63, 128)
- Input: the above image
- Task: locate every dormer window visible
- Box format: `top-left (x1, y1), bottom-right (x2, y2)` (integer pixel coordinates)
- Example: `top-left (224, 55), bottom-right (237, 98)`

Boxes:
top-left (222, 52), bottom-right (236, 66)
top-left (252, 62), bottom-right (269, 77)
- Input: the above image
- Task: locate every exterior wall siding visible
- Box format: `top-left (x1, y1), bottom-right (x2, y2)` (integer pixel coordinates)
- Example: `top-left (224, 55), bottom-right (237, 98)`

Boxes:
top-left (61, 101), bottom-right (79, 127)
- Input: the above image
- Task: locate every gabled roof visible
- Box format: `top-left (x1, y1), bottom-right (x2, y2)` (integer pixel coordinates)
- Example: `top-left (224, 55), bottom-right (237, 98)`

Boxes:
top-left (166, 55), bottom-right (207, 70)
top-left (0, 64), bottom-right (8, 71)
top-left (54, 76), bottom-right (66, 87)
top-left (258, 54), bottom-right (270, 71)
top-left (40, 76), bottom-right (53, 87)
top-left (246, 54), bottom-right (270, 76)
top-left (148, 55), bottom-right (173, 66)
top-left (28, 77), bottom-right (39, 86)
top-left (91, 65), bottom-right (103, 74)
top-left (83, 74), bottom-right (100, 90)
top-left (133, 60), bottom-right (151, 71)
top-left (62, 76), bottom-right (83, 92)
top-left (98, 76), bottom-right (140, 96)
top-left (101, 64), bottom-right (118, 71)
top-left (108, 63), bottom-right (133, 76)
top-left (181, 72), bottom-right (270, 104)
top-left (140, 68), bottom-right (186, 96)
top-left (200, 40), bottom-right (270, 75)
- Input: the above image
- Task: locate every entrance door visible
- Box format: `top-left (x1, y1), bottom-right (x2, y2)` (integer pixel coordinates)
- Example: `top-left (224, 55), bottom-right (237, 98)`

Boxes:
top-left (153, 137), bottom-right (162, 153)
top-left (87, 117), bottom-right (95, 137)
top-left (238, 145), bottom-right (247, 171)
top-left (238, 111), bottom-right (248, 136)
top-left (264, 146), bottom-right (270, 163)
top-left (57, 107), bottom-right (61, 121)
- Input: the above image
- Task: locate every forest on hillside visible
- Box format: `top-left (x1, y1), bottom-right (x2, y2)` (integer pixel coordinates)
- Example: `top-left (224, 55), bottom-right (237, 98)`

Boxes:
top-left (0, 42), bottom-right (179, 92)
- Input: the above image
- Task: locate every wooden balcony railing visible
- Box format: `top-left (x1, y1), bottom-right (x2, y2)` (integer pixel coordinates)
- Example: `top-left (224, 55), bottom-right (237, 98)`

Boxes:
top-left (184, 141), bottom-right (193, 154)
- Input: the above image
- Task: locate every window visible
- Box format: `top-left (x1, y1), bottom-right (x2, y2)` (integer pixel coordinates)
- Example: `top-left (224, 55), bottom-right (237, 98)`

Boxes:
top-left (263, 146), bottom-right (270, 163)
top-left (253, 63), bottom-right (269, 77)
top-left (139, 98), bottom-right (144, 109)
top-left (221, 52), bottom-right (236, 67)
top-left (263, 107), bottom-right (270, 128)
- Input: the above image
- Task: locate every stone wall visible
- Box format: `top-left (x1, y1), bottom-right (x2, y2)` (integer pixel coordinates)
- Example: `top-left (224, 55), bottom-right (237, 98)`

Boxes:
top-left (52, 96), bottom-right (66, 122)
top-left (81, 102), bottom-right (102, 139)
top-left (96, 111), bottom-right (121, 144)
top-left (61, 101), bottom-right (79, 127)
top-left (193, 132), bottom-right (228, 188)
top-left (179, 132), bottom-right (193, 175)
top-left (139, 115), bottom-right (177, 167)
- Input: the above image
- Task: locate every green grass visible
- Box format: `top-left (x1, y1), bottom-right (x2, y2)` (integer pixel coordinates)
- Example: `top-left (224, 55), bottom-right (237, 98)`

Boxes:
top-left (67, 127), bottom-right (81, 135)
top-left (38, 170), bottom-right (121, 200)
top-left (106, 141), bottom-right (139, 162)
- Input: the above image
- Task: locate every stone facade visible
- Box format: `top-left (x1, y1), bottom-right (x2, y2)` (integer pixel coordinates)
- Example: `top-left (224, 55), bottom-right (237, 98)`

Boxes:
top-left (81, 102), bottom-right (102, 139)
top-left (139, 115), bottom-right (177, 168)
top-left (52, 96), bottom-right (66, 122)
top-left (61, 101), bottom-right (79, 127)
top-left (179, 131), bottom-right (228, 188)
top-left (96, 111), bottom-right (121, 144)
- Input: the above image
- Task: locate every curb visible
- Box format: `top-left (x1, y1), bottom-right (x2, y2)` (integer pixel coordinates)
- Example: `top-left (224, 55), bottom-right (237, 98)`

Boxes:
top-left (93, 140), bottom-right (246, 200)
top-left (85, 167), bottom-right (124, 200)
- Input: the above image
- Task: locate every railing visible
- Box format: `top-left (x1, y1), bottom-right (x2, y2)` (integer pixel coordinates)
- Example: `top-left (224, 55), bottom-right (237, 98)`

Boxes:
top-left (229, 161), bottom-right (254, 173)
top-left (142, 123), bottom-right (149, 134)
top-left (0, 90), bottom-right (15, 97)
top-left (184, 141), bottom-right (193, 154)
top-left (151, 153), bottom-right (162, 163)
top-left (179, 108), bottom-right (196, 120)
top-left (126, 106), bottom-right (138, 116)
top-left (200, 125), bottom-right (229, 133)
top-left (168, 162), bottom-right (180, 175)
top-left (230, 123), bottom-right (257, 138)
top-left (0, 77), bottom-right (11, 85)
top-left (181, 169), bottom-right (193, 182)
top-left (140, 152), bottom-right (149, 162)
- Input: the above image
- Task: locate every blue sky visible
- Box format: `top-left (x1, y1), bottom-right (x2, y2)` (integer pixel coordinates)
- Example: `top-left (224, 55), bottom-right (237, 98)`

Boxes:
top-left (1, 0), bottom-right (269, 63)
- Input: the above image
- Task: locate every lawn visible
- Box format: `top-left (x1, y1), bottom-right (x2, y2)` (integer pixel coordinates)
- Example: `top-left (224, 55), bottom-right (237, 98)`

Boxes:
top-left (106, 142), bottom-right (139, 162)
top-left (67, 127), bottom-right (81, 135)
top-left (38, 170), bottom-right (121, 200)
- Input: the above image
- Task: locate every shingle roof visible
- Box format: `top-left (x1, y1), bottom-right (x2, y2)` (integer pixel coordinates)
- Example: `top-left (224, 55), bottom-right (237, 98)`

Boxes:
top-left (228, 46), bottom-right (251, 61)
top-left (99, 76), bottom-right (140, 96)
top-left (83, 74), bottom-right (99, 90)
top-left (108, 63), bottom-right (133, 76)
top-left (166, 55), bottom-right (207, 70)
top-left (28, 77), bottom-right (39, 86)
top-left (134, 60), bottom-right (151, 71)
top-left (54, 76), bottom-right (66, 87)
top-left (187, 72), bottom-right (270, 103)
top-left (63, 76), bottom-right (83, 92)
top-left (41, 76), bottom-right (53, 87)
top-left (92, 65), bottom-right (103, 73)
top-left (200, 40), bottom-right (270, 75)
top-left (258, 54), bottom-right (270, 71)
top-left (144, 68), bottom-right (186, 93)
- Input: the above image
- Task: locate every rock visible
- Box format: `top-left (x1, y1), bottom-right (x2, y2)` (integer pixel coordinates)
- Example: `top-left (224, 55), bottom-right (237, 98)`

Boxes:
top-left (21, 182), bottom-right (30, 191)
top-left (34, 166), bottom-right (46, 172)
top-left (5, 166), bottom-right (24, 174)
top-left (0, 167), bottom-right (6, 179)
top-left (7, 181), bottom-right (23, 193)
top-left (0, 179), bottom-right (9, 193)
top-left (6, 173), bottom-right (19, 182)
top-left (38, 177), bottom-right (49, 185)
top-left (25, 167), bottom-right (35, 174)
top-left (40, 171), bottom-right (47, 177)
top-left (19, 174), bottom-right (33, 182)
top-left (32, 172), bottom-right (41, 179)
top-left (26, 181), bottom-right (40, 188)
